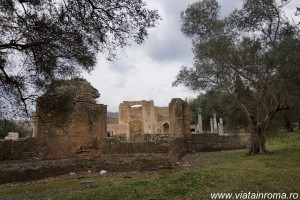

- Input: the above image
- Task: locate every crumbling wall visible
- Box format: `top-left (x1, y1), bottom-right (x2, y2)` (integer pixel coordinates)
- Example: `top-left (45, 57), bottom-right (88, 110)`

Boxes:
top-left (188, 133), bottom-right (250, 152)
top-left (101, 138), bottom-right (170, 154)
top-left (117, 100), bottom-right (157, 137)
top-left (169, 137), bottom-right (188, 161)
top-left (107, 117), bottom-right (118, 136)
top-left (101, 137), bottom-right (189, 162)
top-left (155, 107), bottom-right (169, 133)
top-left (0, 138), bottom-right (50, 161)
top-left (112, 100), bottom-right (170, 140)
top-left (36, 78), bottom-right (107, 157)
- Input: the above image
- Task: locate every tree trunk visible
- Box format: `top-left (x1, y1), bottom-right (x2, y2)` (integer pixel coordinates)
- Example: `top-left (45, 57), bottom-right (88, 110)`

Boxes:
top-left (248, 123), bottom-right (269, 155)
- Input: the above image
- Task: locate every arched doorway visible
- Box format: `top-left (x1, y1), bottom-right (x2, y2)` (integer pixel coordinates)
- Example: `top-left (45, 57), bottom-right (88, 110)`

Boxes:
top-left (163, 122), bottom-right (170, 134)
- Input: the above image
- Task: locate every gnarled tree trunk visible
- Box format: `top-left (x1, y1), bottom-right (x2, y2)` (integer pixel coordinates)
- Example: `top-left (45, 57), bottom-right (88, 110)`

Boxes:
top-left (248, 123), bottom-right (268, 155)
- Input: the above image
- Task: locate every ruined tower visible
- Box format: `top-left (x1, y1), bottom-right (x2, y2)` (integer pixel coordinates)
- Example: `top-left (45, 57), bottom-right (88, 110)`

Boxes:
top-left (35, 78), bottom-right (107, 156)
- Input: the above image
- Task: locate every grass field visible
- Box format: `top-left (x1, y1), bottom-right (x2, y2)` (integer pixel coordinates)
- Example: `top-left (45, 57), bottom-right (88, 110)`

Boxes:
top-left (0, 131), bottom-right (299, 200)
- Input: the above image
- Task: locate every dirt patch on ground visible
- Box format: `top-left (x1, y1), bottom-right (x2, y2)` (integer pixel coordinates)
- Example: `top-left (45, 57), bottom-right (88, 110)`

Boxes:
top-left (0, 154), bottom-right (173, 185)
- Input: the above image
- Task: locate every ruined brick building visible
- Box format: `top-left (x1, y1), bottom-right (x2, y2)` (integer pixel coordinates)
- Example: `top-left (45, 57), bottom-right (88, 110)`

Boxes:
top-left (107, 99), bottom-right (190, 141)
top-left (35, 78), bottom-right (107, 156)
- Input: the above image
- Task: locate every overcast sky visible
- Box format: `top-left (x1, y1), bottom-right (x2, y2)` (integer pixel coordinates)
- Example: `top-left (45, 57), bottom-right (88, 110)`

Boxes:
top-left (83, 0), bottom-right (299, 112)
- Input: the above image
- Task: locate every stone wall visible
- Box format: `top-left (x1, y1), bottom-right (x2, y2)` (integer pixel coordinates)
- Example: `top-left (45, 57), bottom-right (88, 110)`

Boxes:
top-left (117, 100), bottom-right (157, 138)
top-left (114, 100), bottom-right (170, 139)
top-left (0, 133), bottom-right (250, 184)
top-left (188, 133), bottom-right (250, 152)
top-left (101, 137), bottom-right (189, 162)
top-left (169, 98), bottom-right (191, 140)
top-left (101, 138), bottom-right (170, 155)
top-left (169, 137), bottom-right (188, 161)
top-left (108, 98), bottom-right (190, 142)
top-left (0, 138), bottom-right (50, 161)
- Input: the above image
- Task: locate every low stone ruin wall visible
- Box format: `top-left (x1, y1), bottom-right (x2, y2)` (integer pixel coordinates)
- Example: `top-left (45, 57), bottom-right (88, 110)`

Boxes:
top-left (0, 138), bottom-right (50, 161)
top-left (0, 134), bottom-right (251, 184)
top-left (101, 138), bottom-right (170, 154)
top-left (101, 137), bottom-right (189, 162)
top-left (0, 134), bottom-right (249, 162)
top-left (188, 133), bottom-right (250, 152)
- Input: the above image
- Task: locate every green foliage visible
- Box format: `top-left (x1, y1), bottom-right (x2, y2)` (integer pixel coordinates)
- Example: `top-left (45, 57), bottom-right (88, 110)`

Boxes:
top-left (0, 0), bottom-right (160, 116)
top-left (189, 90), bottom-right (249, 132)
top-left (0, 119), bottom-right (29, 139)
top-left (0, 131), bottom-right (299, 199)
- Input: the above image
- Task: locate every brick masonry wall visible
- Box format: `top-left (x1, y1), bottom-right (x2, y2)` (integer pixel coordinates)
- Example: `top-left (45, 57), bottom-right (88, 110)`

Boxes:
top-left (169, 137), bottom-right (188, 161)
top-left (168, 98), bottom-right (191, 140)
top-left (188, 133), bottom-right (250, 152)
top-left (101, 137), bottom-right (189, 162)
top-left (101, 138), bottom-right (170, 154)
top-left (0, 134), bottom-right (250, 184)
top-left (0, 138), bottom-right (50, 161)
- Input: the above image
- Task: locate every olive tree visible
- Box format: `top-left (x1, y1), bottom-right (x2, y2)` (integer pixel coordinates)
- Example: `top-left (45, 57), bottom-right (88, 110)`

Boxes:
top-left (174, 0), bottom-right (300, 154)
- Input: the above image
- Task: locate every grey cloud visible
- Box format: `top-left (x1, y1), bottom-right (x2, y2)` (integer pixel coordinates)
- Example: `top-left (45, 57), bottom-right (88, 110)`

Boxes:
top-left (113, 77), bottom-right (127, 88)
top-left (144, 35), bottom-right (193, 64)
top-left (142, 0), bottom-right (241, 64)
top-left (108, 59), bottom-right (139, 75)
top-left (142, 0), bottom-right (194, 63)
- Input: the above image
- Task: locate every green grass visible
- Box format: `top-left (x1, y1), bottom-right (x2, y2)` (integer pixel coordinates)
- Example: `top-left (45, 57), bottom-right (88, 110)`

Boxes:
top-left (0, 131), bottom-right (299, 200)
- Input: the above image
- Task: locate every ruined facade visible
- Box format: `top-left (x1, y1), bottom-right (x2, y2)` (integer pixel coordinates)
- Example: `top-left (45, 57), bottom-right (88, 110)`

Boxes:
top-left (108, 99), bottom-right (190, 141)
top-left (108, 100), bottom-right (169, 139)
top-left (35, 78), bottom-right (107, 156)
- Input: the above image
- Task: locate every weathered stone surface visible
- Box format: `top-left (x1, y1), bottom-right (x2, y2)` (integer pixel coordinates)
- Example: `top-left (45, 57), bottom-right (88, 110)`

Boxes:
top-left (188, 133), bottom-right (250, 152)
top-left (101, 138), bottom-right (170, 154)
top-left (35, 78), bottom-right (107, 157)
top-left (109, 100), bottom-right (170, 141)
top-left (169, 98), bottom-right (191, 140)
top-left (108, 98), bottom-right (190, 142)
top-left (0, 138), bottom-right (50, 161)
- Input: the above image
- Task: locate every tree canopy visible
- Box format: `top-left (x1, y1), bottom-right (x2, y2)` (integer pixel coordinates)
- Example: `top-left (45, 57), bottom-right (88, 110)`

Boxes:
top-left (174, 0), bottom-right (300, 154)
top-left (0, 0), bottom-right (160, 116)
top-left (189, 90), bottom-right (248, 132)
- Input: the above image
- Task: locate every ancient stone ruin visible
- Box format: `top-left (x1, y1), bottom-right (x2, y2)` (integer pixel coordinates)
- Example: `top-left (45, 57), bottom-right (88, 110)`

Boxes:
top-left (0, 78), bottom-right (250, 184)
top-left (108, 100), bottom-right (169, 140)
top-left (35, 78), bottom-right (107, 157)
top-left (107, 98), bottom-right (190, 142)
